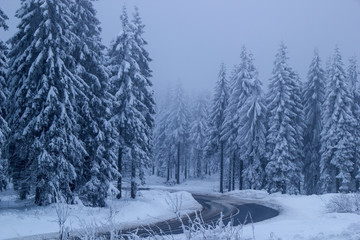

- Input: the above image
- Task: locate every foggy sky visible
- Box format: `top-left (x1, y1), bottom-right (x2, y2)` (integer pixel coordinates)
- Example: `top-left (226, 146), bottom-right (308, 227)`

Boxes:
top-left (1, 0), bottom-right (360, 97)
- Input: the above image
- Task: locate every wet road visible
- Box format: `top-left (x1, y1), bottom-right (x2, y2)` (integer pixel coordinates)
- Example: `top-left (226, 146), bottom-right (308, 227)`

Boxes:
top-left (122, 193), bottom-right (279, 238)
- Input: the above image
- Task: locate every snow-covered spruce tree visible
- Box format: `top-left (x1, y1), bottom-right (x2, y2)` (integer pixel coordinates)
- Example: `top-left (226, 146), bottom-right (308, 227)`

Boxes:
top-left (130, 7), bottom-right (155, 186)
top-left (302, 50), bottom-right (325, 195)
top-left (206, 63), bottom-right (229, 193)
top-left (108, 7), bottom-right (154, 199)
top-left (153, 95), bottom-right (172, 180)
top-left (320, 47), bottom-right (356, 193)
top-left (190, 96), bottom-right (208, 178)
top-left (6, 0), bottom-right (87, 205)
top-left (347, 57), bottom-right (360, 191)
top-left (222, 47), bottom-right (257, 191)
top-left (237, 60), bottom-right (266, 190)
top-left (168, 83), bottom-right (190, 184)
top-left (265, 43), bottom-right (304, 194)
top-left (71, 0), bottom-right (118, 207)
top-left (0, 8), bottom-right (10, 191)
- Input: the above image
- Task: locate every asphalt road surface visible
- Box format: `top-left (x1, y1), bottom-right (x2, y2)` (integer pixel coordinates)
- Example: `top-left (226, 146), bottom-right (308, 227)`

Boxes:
top-left (120, 193), bottom-right (279, 238)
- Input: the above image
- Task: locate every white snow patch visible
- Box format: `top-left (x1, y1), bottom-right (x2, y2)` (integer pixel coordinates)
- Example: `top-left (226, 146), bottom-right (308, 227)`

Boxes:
top-left (0, 190), bottom-right (201, 239)
top-left (145, 176), bottom-right (360, 240)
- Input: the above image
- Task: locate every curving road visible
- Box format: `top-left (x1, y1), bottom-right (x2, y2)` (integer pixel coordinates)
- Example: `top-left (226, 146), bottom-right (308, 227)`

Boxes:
top-left (123, 193), bottom-right (279, 238)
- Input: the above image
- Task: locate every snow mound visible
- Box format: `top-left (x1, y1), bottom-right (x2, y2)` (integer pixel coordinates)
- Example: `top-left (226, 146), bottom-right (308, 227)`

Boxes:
top-left (0, 190), bottom-right (201, 240)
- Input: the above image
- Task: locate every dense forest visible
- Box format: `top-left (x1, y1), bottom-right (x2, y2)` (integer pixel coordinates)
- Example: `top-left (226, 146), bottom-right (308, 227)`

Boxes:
top-left (0, 0), bottom-right (154, 207)
top-left (0, 0), bottom-right (359, 210)
top-left (153, 45), bottom-right (360, 195)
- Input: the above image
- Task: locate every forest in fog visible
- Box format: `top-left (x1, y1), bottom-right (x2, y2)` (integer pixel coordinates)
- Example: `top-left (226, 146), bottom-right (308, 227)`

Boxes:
top-left (0, 0), bottom-right (359, 210)
top-left (153, 44), bottom-right (360, 196)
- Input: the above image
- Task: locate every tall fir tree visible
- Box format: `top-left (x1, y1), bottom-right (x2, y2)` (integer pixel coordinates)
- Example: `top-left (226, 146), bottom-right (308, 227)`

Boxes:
top-left (190, 96), bottom-right (208, 177)
top-left (153, 94), bottom-right (172, 180)
top-left (6, 0), bottom-right (87, 205)
top-left (347, 57), bottom-right (360, 191)
top-left (302, 50), bottom-right (325, 195)
top-left (71, 0), bottom-right (118, 207)
top-left (222, 47), bottom-right (257, 190)
top-left (207, 63), bottom-right (229, 193)
top-left (168, 83), bottom-right (190, 184)
top-left (0, 8), bottom-right (10, 191)
top-left (108, 6), bottom-right (154, 199)
top-left (130, 7), bottom-right (155, 187)
top-left (320, 47), bottom-right (356, 193)
top-left (265, 43), bottom-right (304, 194)
top-left (237, 58), bottom-right (266, 190)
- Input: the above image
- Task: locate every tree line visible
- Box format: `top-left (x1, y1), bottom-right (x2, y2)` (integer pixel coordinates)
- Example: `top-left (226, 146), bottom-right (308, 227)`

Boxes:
top-left (0, 1), bottom-right (154, 207)
top-left (154, 44), bottom-right (360, 195)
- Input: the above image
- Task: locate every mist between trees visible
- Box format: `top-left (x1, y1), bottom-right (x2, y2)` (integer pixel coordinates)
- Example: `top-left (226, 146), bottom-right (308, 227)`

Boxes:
top-left (0, 1), bottom-right (359, 209)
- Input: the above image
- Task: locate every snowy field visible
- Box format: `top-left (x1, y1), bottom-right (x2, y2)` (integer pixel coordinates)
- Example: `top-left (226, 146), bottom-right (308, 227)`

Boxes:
top-left (0, 189), bottom-right (201, 239)
top-left (1, 175), bottom-right (360, 240)
top-left (146, 175), bottom-right (360, 240)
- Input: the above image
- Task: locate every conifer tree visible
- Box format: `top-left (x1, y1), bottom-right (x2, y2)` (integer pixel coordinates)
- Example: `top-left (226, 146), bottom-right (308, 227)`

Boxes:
top-left (265, 43), bottom-right (304, 194)
top-left (222, 47), bottom-right (257, 190)
top-left (130, 7), bottom-right (155, 187)
top-left (168, 84), bottom-right (190, 184)
top-left (0, 8), bottom-right (9, 191)
top-left (153, 101), bottom-right (172, 179)
top-left (347, 57), bottom-right (360, 191)
top-left (190, 96), bottom-right (208, 177)
top-left (320, 47), bottom-right (355, 193)
top-left (207, 63), bottom-right (229, 193)
top-left (6, 0), bottom-right (87, 205)
top-left (108, 6), bottom-right (154, 198)
top-left (71, 0), bottom-right (118, 207)
top-left (302, 50), bottom-right (325, 195)
top-left (237, 60), bottom-right (266, 190)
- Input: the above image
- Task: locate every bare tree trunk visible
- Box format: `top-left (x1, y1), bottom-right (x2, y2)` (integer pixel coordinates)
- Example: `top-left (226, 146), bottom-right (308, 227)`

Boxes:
top-left (239, 159), bottom-right (243, 190)
top-left (131, 159), bottom-right (136, 199)
top-left (167, 154), bottom-right (170, 181)
top-left (197, 150), bottom-right (202, 177)
top-left (336, 168), bottom-right (340, 193)
top-left (117, 147), bottom-right (122, 199)
top-left (184, 154), bottom-right (188, 179)
top-left (228, 156), bottom-right (232, 192)
top-left (232, 152), bottom-right (236, 191)
top-left (176, 142), bottom-right (181, 184)
top-left (220, 141), bottom-right (224, 193)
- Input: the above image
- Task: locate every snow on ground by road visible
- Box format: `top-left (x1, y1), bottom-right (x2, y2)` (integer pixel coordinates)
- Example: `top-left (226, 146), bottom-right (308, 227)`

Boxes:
top-left (228, 191), bottom-right (360, 240)
top-left (145, 175), bottom-right (360, 240)
top-left (0, 189), bottom-right (201, 240)
top-left (1, 175), bottom-right (360, 240)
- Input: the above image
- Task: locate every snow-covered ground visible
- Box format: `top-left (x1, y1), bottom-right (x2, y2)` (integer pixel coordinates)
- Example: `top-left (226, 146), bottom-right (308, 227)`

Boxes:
top-left (1, 175), bottom-right (360, 240)
top-left (145, 175), bottom-right (360, 240)
top-left (0, 189), bottom-right (201, 239)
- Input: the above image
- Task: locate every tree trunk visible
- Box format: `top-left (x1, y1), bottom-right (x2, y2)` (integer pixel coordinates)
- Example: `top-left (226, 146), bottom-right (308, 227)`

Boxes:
top-left (167, 154), bottom-right (170, 182)
top-left (228, 156), bottom-right (232, 192)
top-left (220, 141), bottom-right (224, 193)
top-left (232, 152), bottom-right (235, 191)
top-left (239, 159), bottom-right (243, 190)
top-left (176, 142), bottom-right (181, 184)
top-left (336, 168), bottom-right (340, 193)
top-left (184, 155), bottom-right (188, 179)
top-left (197, 150), bottom-right (201, 177)
top-left (117, 147), bottom-right (122, 199)
top-left (131, 159), bottom-right (136, 199)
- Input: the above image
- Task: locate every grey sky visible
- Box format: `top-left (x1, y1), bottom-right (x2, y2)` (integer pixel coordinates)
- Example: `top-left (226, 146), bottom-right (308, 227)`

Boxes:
top-left (1, 0), bottom-right (360, 96)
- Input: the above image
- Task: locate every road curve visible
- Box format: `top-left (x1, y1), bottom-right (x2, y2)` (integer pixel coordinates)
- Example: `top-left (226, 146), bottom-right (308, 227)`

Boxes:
top-left (124, 193), bottom-right (279, 238)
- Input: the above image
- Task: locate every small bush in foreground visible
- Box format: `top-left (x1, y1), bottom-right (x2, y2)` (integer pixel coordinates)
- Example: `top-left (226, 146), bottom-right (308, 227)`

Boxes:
top-left (326, 193), bottom-right (360, 214)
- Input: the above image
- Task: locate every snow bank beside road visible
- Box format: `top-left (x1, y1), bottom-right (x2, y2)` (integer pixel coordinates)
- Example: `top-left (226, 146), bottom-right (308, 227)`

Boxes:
top-left (0, 190), bottom-right (201, 240)
top-left (144, 175), bottom-right (360, 240)
top-left (226, 190), bottom-right (360, 240)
